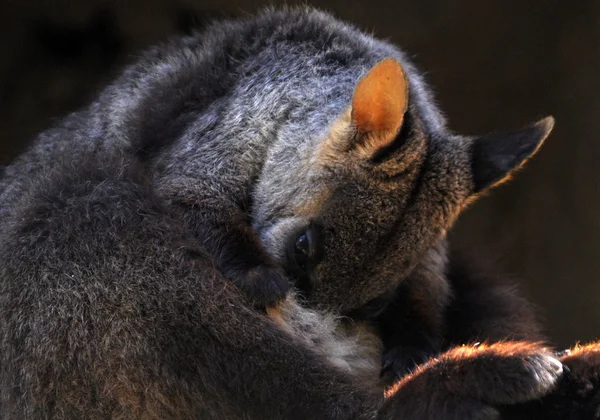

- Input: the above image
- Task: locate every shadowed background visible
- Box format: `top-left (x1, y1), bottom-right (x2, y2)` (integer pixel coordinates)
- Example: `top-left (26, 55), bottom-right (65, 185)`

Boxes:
top-left (1, 0), bottom-right (598, 348)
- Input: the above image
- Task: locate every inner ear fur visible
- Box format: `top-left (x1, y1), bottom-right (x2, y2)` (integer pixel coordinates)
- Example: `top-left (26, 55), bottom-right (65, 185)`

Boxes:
top-left (351, 58), bottom-right (409, 158)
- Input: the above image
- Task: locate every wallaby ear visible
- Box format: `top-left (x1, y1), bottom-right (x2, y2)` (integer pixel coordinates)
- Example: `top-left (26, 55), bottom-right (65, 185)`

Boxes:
top-left (471, 116), bottom-right (554, 193)
top-left (351, 58), bottom-right (408, 157)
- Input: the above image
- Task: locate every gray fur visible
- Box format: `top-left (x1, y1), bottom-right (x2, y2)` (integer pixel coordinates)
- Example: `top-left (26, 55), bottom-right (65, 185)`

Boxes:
top-left (0, 6), bottom-right (557, 419)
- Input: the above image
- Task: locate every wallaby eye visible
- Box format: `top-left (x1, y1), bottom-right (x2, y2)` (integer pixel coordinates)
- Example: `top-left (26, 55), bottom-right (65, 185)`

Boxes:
top-left (294, 233), bottom-right (311, 267)
top-left (293, 224), bottom-right (323, 270)
top-left (286, 223), bottom-right (324, 295)
top-left (287, 223), bottom-right (323, 277)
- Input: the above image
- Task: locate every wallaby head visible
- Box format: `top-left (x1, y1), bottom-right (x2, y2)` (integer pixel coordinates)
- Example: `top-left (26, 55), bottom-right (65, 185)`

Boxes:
top-left (254, 58), bottom-right (553, 313)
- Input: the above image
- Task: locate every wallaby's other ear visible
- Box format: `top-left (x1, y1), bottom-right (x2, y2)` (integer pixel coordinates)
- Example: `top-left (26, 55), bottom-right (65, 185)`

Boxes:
top-left (471, 116), bottom-right (554, 193)
top-left (351, 58), bottom-right (408, 157)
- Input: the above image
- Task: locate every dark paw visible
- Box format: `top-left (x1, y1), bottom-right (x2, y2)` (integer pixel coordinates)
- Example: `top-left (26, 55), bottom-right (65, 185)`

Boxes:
top-left (499, 343), bottom-right (600, 419)
top-left (381, 342), bottom-right (562, 420)
top-left (405, 342), bottom-right (562, 405)
top-left (539, 343), bottom-right (600, 417)
top-left (380, 346), bottom-right (432, 384)
top-left (234, 265), bottom-right (290, 308)
top-left (452, 342), bottom-right (563, 405)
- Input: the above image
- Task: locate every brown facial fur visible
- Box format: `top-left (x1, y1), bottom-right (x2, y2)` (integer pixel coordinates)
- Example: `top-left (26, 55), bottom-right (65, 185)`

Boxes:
top-left (261, 58), bottom-right (551, 315)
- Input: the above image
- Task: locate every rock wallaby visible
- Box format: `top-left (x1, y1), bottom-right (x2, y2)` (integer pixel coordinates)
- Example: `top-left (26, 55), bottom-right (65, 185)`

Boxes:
top-left (1, 6), bottom-right (598, 420)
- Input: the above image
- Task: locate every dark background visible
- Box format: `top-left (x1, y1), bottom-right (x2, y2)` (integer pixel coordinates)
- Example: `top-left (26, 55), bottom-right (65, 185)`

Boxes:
top-left (1, 0), bottom-right (598, 348)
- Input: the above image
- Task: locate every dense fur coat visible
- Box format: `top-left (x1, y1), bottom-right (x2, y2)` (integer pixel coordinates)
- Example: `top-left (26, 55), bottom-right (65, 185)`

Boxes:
top-left (0, 7), bottom-right (597, 419)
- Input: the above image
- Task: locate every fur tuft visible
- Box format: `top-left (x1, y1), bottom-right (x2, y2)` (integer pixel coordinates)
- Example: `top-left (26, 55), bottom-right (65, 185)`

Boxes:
top-left (268, 294), bottom-right (382, 388)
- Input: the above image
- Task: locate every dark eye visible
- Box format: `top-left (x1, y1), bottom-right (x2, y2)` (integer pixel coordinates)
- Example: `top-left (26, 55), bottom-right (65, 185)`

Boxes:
top-left (293, 224), bottom-right (323, 269)
top-left (285, 223), bottom-right (324, 295)
top-left (288, 224), bottom-right (323, 274)
top-left (294, 233), bottom-right (311, 268)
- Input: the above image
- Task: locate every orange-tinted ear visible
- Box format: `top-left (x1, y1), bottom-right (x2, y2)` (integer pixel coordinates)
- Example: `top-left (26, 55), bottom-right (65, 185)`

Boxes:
top-left (351, 58), bottom-right (408, 155)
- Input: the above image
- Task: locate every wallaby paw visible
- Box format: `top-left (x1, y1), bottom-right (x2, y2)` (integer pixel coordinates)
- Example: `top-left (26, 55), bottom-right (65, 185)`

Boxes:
top-left (545, 342), bottom-right (600, 418)
top-left (235, 265), bottom-right (290, 308)
top-left (513, 350), bottom-right (564, 402)
top-left (498, 342), bottom-right (600, 419)
top-left (380, 342), bottom-right (562, 419)
top-left (380, 345), bottom-right (433, 385)
top-left (435, 341), bottom-right (563, 405)
top-left (559, 341), bottom-right (600, 385)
